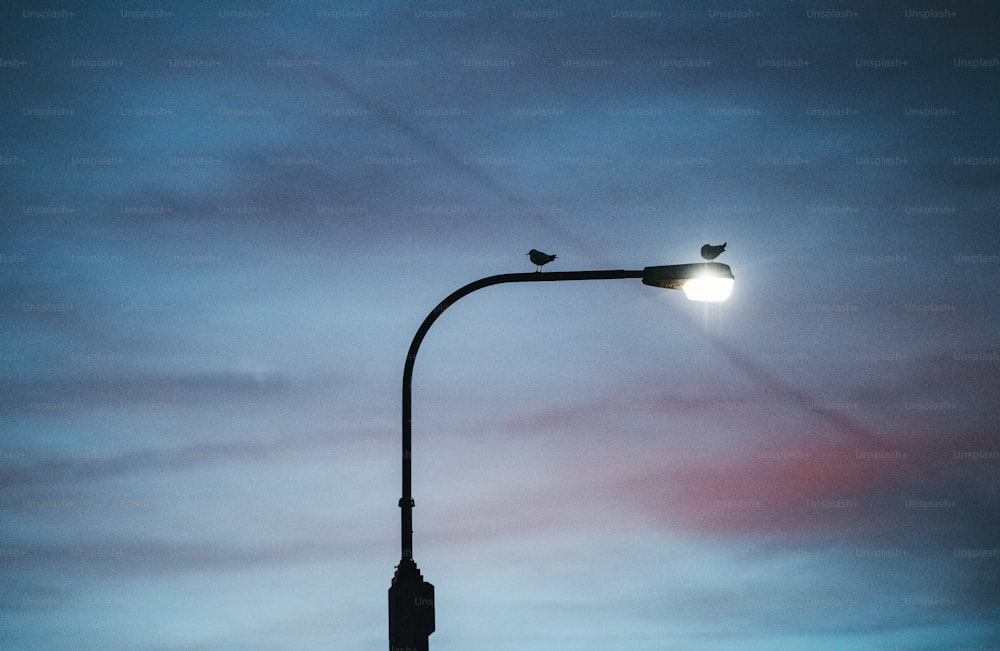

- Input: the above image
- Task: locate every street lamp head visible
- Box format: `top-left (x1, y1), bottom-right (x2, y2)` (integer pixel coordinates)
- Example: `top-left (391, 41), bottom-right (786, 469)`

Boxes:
top-left (641, 262), bottom-right (734, 302)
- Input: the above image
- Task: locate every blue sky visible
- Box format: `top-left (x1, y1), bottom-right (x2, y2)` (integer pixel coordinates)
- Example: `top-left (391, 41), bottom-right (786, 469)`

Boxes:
top-left (2, 2), bottom-right (998, 649)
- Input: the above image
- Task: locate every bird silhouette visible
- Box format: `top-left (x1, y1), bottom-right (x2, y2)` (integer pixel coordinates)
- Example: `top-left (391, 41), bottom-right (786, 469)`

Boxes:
top-left (527, 249), bottom-right (557, 271)
top-left (700, 242), bottom-right (727, 261)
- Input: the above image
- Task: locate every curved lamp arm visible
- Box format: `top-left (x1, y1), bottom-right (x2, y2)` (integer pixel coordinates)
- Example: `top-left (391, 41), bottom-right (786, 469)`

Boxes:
top-left (399, 269), bottom-right (645, 560)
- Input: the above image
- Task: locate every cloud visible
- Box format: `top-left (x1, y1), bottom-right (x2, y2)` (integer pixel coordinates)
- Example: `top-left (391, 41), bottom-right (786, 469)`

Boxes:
top-left (612, 429), bottom-right (999, 549)
top-left (0, 370), bottom-right (290, 415)
top-left (0, 425), bottom-right (359, 489)
top-left (1, 537), bottom-right (376, 578)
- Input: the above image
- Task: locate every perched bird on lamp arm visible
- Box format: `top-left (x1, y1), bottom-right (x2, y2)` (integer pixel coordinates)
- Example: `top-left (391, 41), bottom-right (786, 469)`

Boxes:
top-left (527, 249), bottom-right (557, 271)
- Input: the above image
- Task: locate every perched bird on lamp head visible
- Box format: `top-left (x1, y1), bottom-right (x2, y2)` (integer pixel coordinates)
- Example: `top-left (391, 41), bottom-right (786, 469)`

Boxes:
top-left (700, 242), bottom-right (727, 261)
top-left (527, 249), bottom-right (557, 271)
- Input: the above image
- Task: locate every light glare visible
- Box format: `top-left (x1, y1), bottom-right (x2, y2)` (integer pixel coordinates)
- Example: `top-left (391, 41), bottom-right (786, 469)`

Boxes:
top-left (682, 277), bottom-right (734, 302)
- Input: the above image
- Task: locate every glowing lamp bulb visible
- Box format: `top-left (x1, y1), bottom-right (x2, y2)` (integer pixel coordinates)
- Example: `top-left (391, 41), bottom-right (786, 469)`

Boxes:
top-left (681, 276), bottom-right (734, 302)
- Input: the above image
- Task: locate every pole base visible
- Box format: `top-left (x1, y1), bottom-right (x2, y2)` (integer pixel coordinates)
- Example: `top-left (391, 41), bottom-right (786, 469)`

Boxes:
top-left (389, 558), bottom-right (435, 651)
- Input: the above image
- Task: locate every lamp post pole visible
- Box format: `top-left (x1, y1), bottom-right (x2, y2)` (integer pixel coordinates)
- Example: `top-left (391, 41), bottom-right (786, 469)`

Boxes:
top-left (388, 264), bottom-right (733, 650)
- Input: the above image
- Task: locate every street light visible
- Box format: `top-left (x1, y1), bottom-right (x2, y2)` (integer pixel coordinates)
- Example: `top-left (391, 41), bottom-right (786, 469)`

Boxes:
top-left (642, 262), bottom-right (735, 302)
top-left (389, 256), bottom-right (734, 650)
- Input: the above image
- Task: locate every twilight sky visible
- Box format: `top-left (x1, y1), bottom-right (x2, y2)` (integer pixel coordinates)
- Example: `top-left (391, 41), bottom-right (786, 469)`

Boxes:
top-left (2, 1), bottom-right (999, 649)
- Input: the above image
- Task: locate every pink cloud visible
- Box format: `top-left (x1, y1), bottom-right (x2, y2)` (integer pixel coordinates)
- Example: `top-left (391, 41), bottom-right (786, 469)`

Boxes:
top-left (610, 429), bottom-right (996, 539)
